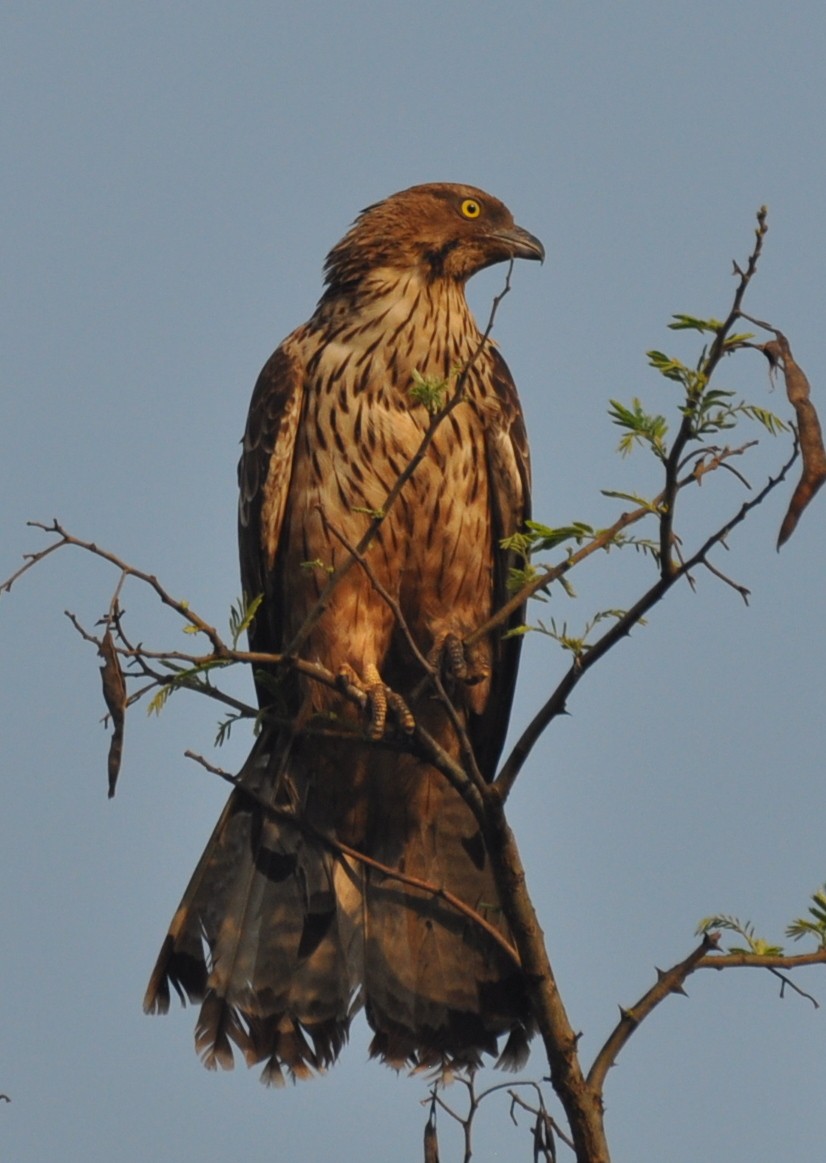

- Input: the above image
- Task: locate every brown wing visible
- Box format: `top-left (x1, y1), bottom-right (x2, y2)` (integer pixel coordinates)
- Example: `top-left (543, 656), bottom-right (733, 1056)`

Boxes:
top-left (238, 341), bottom-right (305, 690)
top-left (470, 345), bottom-right (532, 779)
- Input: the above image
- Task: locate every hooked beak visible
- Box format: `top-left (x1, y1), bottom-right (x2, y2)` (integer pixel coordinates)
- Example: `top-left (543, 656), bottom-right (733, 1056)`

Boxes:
top-left (491, 224), bottom-right (545, 264)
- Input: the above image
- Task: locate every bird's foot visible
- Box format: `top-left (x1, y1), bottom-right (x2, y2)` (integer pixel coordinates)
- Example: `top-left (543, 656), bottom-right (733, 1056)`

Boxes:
top-left (429, 632), bottom-right (488, 688)
top-left (337, 662), bottom-right (415, 740)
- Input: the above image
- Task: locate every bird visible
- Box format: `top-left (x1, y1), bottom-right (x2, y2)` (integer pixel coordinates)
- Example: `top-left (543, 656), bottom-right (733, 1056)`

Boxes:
top-left (144, 182), bottom-right (544, 1083)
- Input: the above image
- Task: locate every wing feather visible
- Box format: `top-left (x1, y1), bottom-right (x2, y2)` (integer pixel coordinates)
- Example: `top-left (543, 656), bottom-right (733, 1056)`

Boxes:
top-left (472, 346), bottom-right (531, 778)
top-left (238, 341), bottom-right (305, 669)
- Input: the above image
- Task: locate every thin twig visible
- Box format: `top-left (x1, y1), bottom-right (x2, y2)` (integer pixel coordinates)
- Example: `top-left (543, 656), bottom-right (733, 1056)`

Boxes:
top-left (7, 520), bottom-right (230, 650)
top-left (768, 966), bottom-right (821, 1007)
top-left (494, 440), bottom-right (797, 800)
top-left (469, 437), bottom-right (762, 651)
top-left (509, 1088), bottom-right (574, 1153)
top-left (701, 557), bottom-right (751, 603)
top-left (659, 207), bottom-right (769, 572)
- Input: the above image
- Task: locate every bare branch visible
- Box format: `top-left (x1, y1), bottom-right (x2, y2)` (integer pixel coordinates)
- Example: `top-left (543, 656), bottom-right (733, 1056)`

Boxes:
top-left (768, 966), bottom-right (821, 1007)
top-left (701, 557), bottom-right (751, 603)
top-left (4, 520), bottom-right (230, 651)
top-left (587, 933), bottom-right (719, 1093)
top-left (477, 794), bottom-right (610, 1163)
top-left (509, 1088), bottom-right (574, 1155)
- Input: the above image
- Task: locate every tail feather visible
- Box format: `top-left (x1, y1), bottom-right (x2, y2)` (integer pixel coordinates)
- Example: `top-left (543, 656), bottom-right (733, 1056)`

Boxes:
top-left (194, 990), bottom-right (250, 1071)
top-left (361, 751), bottom-right (533, 1072)
top-left (144, 764), bottom-right (363, 1081)
top-left (145, 735), bottom-right (533, 1078)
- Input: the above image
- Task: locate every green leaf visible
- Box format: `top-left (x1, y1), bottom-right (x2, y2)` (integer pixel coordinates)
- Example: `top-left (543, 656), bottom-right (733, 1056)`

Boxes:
top-left (500, 531), bottom-right (535, 556)
top-left (502, 521), bottom-right (595, 556)
top-left (696, 913), bottom-right (783, 955)
top-left (601, 489), bottom-right (662, 513)
top-left (352, 505), bottom-right (385, 519)
top-left (786, 885), bottom-right (826, 947)
top-left (646, 350), bottom-right (688, 382)
top-left (736, 403), bottom-right (789, 435)
top-left (215, 710), bottom-right (250, 747)
top-left (506, 562), bottom-right (543, 595)
top-left (409, 368), bottom-right (449, 414)
top-left (722, 330), bottom-right (755, 347)
top-left (229, 592), bottom-right (264, 648)
top-left (667, 314), bottom-right (723, 334)
top-left (147, 685), bottom-right (172, 716)
top-left (526, 520), bottom-right (595, 552)
top-left (701, 389), bottom-right (735, 404)
top-left (502, 623), bottom-right (533, 639)
top-left (301, 558), bottom-right (334, 574)
top-left (534, 609), bottom-right (630, 659)
top-left (608, 398), bottom-right (669, 458)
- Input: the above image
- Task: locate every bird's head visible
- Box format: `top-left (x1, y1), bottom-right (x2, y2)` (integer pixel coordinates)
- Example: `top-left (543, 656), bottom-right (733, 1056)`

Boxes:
top-left (323, 183), bottom-right (544, 292)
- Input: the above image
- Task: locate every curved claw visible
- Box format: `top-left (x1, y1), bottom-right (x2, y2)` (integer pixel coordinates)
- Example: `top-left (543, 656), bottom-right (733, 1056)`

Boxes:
top-left (337, 663), bottom-right (415, 740)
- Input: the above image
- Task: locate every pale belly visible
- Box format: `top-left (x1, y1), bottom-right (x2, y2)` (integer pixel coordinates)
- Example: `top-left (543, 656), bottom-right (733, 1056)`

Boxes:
top-left (281, 384), bottom-right (494, 689)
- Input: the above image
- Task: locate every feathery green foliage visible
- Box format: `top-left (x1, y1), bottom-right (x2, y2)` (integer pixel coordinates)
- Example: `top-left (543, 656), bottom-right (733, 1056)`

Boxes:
top-left (786, 886), bottom-right (826, 947)
top-left (409, 368), bottom-right (449, 414)
top-left (696, 914), bottom-right (784, 957)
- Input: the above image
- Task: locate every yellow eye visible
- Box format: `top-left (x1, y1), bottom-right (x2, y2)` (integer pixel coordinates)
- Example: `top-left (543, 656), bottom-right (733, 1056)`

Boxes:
top-left (460, 198), bottom-right (482, 219)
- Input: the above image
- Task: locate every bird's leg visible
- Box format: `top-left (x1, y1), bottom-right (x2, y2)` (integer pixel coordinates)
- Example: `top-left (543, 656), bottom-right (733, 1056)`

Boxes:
top-left (337, 662), bottom-right (415, 741)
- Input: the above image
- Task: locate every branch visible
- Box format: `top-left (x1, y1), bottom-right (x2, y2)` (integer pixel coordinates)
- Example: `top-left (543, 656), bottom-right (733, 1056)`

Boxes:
top-left (8, 520), bottom-right (494, 820)
top-left (659, 206), bottom-right (768, 572)
top-left (699, 948), bottom-right (826, 975)
top-left (479, 793), bottom-right (611, 1162)
top-left (423, 1077), bottom-right (573, 1163)
top-left (587, 933), bottom-right (719, 1093)
top-left (3, 520), bottom-right (230, 652)
top-left (509, 1087), bottom-right (575, 1155)
top-left (587, 938), bottom-right (826, 1094)
top-left (494, 439), bottom-right (798, 800)
top-left (469, 438), bottom-right (763, 651)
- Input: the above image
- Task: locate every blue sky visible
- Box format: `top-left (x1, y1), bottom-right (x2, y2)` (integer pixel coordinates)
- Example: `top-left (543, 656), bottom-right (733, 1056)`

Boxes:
top-left (3, 4), bottom-right (826, 1160)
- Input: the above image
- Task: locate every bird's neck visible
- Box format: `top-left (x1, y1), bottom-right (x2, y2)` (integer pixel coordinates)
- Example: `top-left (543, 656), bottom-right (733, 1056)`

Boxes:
top-left (312, 268), bottom-right (483, 382)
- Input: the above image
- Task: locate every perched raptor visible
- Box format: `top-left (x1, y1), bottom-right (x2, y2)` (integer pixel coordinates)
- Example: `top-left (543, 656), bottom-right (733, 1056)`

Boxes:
top-left (144, 182), bottom-right (544, 1081)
